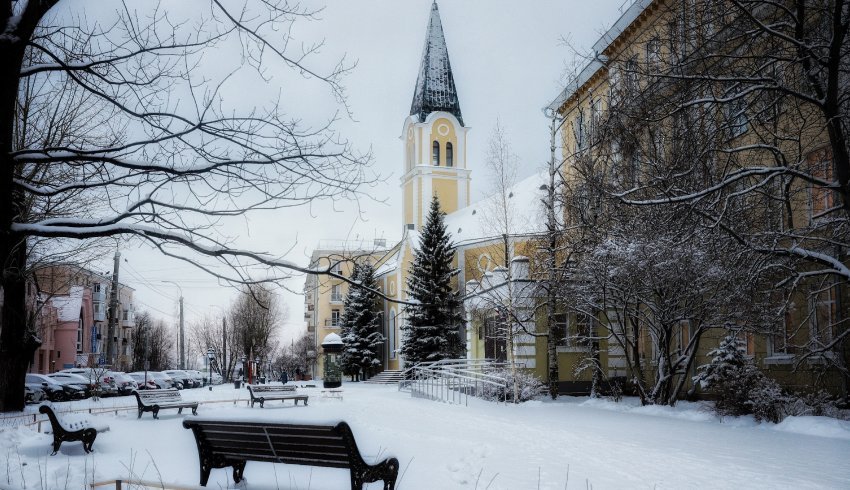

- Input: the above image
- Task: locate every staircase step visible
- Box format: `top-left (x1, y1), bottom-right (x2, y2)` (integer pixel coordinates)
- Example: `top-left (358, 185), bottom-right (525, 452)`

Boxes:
top-left (364, 370), bottom-right (404, 384)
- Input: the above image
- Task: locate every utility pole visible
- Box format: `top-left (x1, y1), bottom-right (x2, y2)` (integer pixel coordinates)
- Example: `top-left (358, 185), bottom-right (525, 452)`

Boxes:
top-left (164, 280), bottom-right (185, 369)
top-left (179, 295), bottom-right (185, 369)
top-left (106, 250), bottom-right (121, 366)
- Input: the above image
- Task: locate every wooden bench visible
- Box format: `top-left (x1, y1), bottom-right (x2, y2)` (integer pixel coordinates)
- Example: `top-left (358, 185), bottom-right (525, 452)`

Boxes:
top-left (182, 418), bottom-right (399, 489)
top-left (133, 388), bottom-right (198, 419)
top-left (322, 389), bottom-right (344, 401)
top-left (39, 405), bottom-right (107, 455)
top-left (247, 384), bottom-right (308, 408)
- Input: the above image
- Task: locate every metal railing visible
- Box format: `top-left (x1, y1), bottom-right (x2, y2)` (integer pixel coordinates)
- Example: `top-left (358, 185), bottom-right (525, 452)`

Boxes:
top-left (399, 358), bottom-right (516, 406)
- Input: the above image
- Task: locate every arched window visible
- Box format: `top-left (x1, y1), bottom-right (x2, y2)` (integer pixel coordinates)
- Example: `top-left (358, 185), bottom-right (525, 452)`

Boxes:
top-left (446, 142), bottom-right (454, 167)
top-left (432, 141), bottom-right (440, 165)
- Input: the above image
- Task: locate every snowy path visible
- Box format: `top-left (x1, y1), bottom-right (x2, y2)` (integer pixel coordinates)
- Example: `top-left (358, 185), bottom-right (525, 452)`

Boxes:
top-left (2, 383), bottom-right (848, 489)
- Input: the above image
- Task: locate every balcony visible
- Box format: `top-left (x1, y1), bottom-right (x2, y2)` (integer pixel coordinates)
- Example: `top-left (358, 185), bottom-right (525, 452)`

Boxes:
top-left (330, 294), bottom-right (343, 303)
top-left (304, 312), bottom-right (312, 320)
top-left (324, 319), bottom-right (340, 328)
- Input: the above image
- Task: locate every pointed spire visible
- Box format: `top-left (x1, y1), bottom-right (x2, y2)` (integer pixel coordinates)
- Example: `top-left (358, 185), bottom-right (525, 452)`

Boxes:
top-left (410, 2), bottom-right (464, 126)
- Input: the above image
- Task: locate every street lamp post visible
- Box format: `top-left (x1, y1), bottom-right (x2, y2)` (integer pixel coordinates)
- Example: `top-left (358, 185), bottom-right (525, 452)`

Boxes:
top-left (241, 354), bottom-right (247, 388)
top-left (163, 281), bottom-right (185, 370)
top-left (206, 348), bottom-right (215, 391)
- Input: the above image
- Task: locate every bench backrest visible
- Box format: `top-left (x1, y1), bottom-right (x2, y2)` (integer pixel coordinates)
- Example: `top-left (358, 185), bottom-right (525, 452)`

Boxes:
top-left (248, 384), bottom-right (296, 396)
top-left (39, 405), bottom-right (93, 432)
top-left (136, 388), bottom-right (183, 404)
top-left (183, 420), bottom-right (360, 469)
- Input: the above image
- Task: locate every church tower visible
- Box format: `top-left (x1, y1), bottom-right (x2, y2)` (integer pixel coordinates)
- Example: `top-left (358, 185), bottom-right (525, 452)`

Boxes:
top-left (401, 2), bottom-right (471, 230)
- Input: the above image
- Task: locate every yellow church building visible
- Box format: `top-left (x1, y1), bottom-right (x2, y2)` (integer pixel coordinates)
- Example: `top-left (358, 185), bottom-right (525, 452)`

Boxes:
top-left (305, 2), bottom-right (548, 380)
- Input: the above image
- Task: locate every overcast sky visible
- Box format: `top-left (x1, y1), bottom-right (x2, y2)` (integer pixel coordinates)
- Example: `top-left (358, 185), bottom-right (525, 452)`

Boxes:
top-left (108, 0), bottom-right (627, 344)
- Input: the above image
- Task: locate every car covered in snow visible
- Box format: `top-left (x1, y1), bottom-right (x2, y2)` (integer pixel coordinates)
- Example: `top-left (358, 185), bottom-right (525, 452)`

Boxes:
top-left (46, 372), bottom-right (94, 398)
top-left (164, 370), bottom-right (197, 389)
top-left (130, 371), bottom-right (176, 390)
top-left (26, 373), bottom-right (84, 401)
top-left (24, 383), bottom-right (46, 404)
top-left (58, 368), bottom-right (118, 396)
top-left (126, 372), bottom-right (158, 390)
top-left (111, 372), bottom-right (139, 395)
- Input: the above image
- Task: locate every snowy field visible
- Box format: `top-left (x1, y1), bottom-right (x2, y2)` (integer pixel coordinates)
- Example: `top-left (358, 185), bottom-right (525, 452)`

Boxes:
top-left (2, 382), bottom-right (849, 489)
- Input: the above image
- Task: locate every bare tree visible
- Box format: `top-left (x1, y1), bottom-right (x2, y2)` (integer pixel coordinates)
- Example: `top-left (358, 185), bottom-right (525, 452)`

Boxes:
top-left (130, 311), bottom-right (175, 372)
top-left (0, 1), bottom-right (376, 410)
top-left (189, 311), bottom-right (238, 382)
top-left (230, 284), bottom-right (282, 369)
top-left (274, 331), bottom-right (313, 381)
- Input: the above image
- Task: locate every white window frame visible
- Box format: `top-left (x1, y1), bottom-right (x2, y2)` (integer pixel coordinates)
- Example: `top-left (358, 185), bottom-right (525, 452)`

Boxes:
top-left (330, 284), bottom-right (343, 303)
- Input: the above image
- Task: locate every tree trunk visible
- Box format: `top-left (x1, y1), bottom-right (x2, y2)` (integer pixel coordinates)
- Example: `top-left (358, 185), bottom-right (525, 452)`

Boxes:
top-left (0, 243), bottom-right (38, 412)
top-left (0, 2), bottom-right (49, 412)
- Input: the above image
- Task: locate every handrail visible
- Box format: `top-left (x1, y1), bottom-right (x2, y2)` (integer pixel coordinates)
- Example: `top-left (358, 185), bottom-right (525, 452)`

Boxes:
top-left (401, 358), bottom-right (516, 406)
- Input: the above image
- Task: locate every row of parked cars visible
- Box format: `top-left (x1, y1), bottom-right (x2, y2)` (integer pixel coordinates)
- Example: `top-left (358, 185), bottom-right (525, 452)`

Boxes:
top-left (25, 367), bottom-right (224, 403)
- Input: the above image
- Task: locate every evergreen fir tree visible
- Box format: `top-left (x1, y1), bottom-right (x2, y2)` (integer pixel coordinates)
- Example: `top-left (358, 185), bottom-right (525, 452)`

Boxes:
top-left (400, 196), bottom-right (465, 366)
top-left (340, 262), bottom-right (385, 380)
top-left (338, 265), bottom-right (361, 381)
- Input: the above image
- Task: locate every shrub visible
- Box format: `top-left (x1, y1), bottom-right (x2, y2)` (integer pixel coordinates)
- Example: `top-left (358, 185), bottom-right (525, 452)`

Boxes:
top-left (481, 368), bottom-right (543, 403)
top-left (695, 335), bottom-right (786, 422)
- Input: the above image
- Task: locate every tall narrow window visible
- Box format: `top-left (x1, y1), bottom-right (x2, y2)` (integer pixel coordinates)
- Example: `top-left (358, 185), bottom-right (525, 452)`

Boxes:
top-left (446, 142), bottom-right (453, 167)
top-left (76, 318), bottom-right (83, 353)
top-left (808, 149), bottom-right (835, 222)
top-left (574, 110), bottom-right (585, 150)
top-left (432, 141), bottom-right (440, 165)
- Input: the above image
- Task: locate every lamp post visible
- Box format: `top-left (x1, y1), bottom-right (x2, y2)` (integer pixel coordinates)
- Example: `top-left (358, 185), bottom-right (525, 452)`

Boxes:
top-left (163, 281), bottom-right (185, 370)
top-left (240, 355), bottom-right (246, 388)
top-left (206, 348), bottom-right (215, 391)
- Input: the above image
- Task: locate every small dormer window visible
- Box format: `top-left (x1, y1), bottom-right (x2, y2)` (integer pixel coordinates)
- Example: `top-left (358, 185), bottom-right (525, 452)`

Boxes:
top-left (432, 141), bottom-right (440, 165)
top-left (446, 142), bottom-right (453, 167)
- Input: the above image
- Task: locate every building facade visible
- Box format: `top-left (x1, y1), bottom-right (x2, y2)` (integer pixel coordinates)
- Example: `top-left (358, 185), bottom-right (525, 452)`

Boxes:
top-left (32, 262), bottom-right (137, 372)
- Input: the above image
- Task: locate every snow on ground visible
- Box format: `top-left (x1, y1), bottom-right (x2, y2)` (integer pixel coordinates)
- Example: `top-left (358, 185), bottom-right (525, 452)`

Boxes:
top-left (2, 382), bottom-right (849, 489)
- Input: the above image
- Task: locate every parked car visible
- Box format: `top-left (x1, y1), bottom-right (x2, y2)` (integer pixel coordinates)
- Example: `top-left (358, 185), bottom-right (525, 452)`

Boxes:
top-left (111, 372), bottom-right (138, 395)
top-left (211, 372), bottom-right (223, 385)
top-left (126, 372), bottom-right (158, 390)
top-left (185, 370), bottom-right (206, 387)
top-left (58, 368), bottom-right (119, 396)
top-left (131, 371), bottom-right (175, 390)
top-left (164, 370), bottom-right (197, 389)
top-left (24, 383), bottom-right (46, 404)
top-left (26, 373), bottom-right (84, 401)
top-left (46, 372), bottom-right (94, 398)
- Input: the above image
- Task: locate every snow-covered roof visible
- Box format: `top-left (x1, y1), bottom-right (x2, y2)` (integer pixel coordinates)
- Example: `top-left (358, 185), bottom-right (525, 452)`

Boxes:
top-left (444, 170), bottom-right (547, 247)
top-left (321, 333), bottom-right (343, 345)
top-left (51, 286), bottom-right (84, 322)
top-left (374, 245), bottom-right (402, 277)
top-left (545, 0), bottom-right (653, 114)
top-left (410, 2), bottom-right (464, 126)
